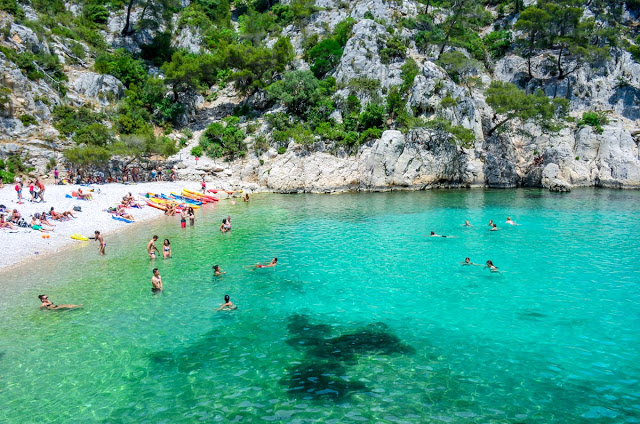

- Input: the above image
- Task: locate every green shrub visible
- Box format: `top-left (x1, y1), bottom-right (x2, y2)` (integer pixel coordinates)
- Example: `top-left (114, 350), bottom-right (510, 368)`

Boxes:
top-left (359, 102), bottom-right (385, 130)
top-left (53, 105), bottom-right (103, 136)
top-left (578, 111), bottom-right (609, 134)
top-left (198, 117), bottom-right (247, 159)
top-left (191, 145), bottom-right (203, 157)
top-left (401, 58), bottom-right (420, 92)
top-left (72, 123), bottom-right (114, 146)
top-left (379, 35), bottom-right (407, 64)
top-left (484, 31), bottom-right (512, 59)
top-left (277, 146), bottom-right (287, 154)
top-left (94, 49), bottom-right (147, 88)
top-left (308, 39), bottom-right (343, 78)
top-left (333, 17), bottom-right (356, 47)
top-left (19, 114), bottom-right (37, 126)
top-left (440, 96), bottom-right (458, 108)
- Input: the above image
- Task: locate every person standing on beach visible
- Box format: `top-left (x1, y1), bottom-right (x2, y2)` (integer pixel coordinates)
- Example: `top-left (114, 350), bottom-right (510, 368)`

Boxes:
top-left (151, 268), bottom-right (163, 292)
top-left (201, 176), bottom-right (206, 193)
top-left (94, 231), bottom-right (106, 255)
top-left (147, 235), bottom-right (160, 259)
top-left (15, 181), bottom-right (23, 204)
top-left (54, 168), bottom-right (59, 184)
top-left (37, 178), bottom-right (45, 203)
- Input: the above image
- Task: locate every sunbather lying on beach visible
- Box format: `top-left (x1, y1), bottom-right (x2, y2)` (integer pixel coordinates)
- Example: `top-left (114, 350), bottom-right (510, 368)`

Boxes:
top-left (38, 295), bottom-right (82, 310)
top-left (10, 209), bottom-right (21, 223)
top-left (30, 216), bottom-right (53, 232)
top-left (0, 214), bottom-right (16, 229)
top-left (77, 188), bottom-right (93, 200)
top-left (39, 211), bottom-right (56, 227)
top-left (116, 205), bottom-right (135, 221)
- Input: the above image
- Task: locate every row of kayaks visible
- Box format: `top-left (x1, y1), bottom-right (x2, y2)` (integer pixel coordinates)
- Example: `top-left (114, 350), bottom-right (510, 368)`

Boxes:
top-left (141, 189), bottom-right (220, 211)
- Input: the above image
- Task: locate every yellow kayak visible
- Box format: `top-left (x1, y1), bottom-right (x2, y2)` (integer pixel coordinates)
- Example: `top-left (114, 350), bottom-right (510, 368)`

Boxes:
top-left (149, 197), bottom-right (200, 209)
top-left (71, 234), bottom-right (89, 241)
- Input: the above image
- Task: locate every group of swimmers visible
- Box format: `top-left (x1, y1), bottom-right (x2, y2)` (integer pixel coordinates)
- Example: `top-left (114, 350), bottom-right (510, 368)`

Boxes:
top-left (147, 235), bottom-right (172, 259)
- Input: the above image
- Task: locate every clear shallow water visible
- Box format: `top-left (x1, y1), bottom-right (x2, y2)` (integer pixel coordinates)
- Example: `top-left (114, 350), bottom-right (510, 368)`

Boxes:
top-left (1, 189), bottom-right (639, 423)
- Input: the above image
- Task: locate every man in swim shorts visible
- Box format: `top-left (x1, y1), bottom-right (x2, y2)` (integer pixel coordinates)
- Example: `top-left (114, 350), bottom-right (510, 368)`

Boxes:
top-left (151, 268), bottom-right (163, 292)
top-left (38, 294), bottom-right (82, 310)
top-left (147, 235), bottom-right (160, 259)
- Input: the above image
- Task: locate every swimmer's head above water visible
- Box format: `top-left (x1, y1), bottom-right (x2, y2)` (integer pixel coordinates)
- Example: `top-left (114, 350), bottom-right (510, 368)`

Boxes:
top-left (224, 294), bottom-right (230, 303)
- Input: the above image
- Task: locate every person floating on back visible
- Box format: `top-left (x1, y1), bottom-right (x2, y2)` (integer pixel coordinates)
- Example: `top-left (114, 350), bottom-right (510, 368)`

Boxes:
top-left (38, 294), bottom-right (82, 310)
top-left (254, 258), bottom-right (277, 269)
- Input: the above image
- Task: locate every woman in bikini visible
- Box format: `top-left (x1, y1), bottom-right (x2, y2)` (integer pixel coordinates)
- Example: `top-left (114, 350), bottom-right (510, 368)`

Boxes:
top-left (254, 258), bottom-right (277, 269)
top-left (163, 239), bottom-right (172, 258)
top-left (38, 295), bottom-right (81, 310)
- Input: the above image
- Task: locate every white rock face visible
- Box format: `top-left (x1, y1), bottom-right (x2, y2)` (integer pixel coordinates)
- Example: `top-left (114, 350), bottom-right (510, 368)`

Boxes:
top-left (174, 26), bottom-right (203, 54)
top-left (334, 20), bottom-right (403, 89)
top-left (9, 24), bottom-right (50, 54)
top-left (69, 72), bottom-right (125, 106)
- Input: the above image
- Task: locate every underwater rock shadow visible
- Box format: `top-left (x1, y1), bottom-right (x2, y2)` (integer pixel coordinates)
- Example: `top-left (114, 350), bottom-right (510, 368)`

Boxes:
top-left (281, 314), bottom-right (415, 401)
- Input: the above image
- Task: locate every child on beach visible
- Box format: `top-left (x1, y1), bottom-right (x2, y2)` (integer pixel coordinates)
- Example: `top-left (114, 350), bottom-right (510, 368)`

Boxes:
top-left (93, 231), bottom-right (106, 255)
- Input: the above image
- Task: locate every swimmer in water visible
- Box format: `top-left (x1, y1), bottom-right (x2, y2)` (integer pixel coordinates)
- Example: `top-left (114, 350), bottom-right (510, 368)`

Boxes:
top-left (485, 260), bottom-right (500, 272)
top-left (429, 231), bottom-right (451, 238)
top-left (147, 235), bottom-right (160, 259)
top-left (488, 219), bottom-right (494, 227)
top-left (151, 268), bottom-right (163, 292)
top-left (217, 294), bottom-right (237, 311)
top-left (38, 295), bottom-right (82, 310)
top-left (464, 220), bottom-right (472, 227)
top-left (490, 223), bottom-right (499, 231)
top-left (505, 217), bottom-right (520, 226)
top-left (254, 258), bottom-right (277, 269)
top-left (460, 257), bottom-right (479, 266)
top-left (213, 265), bottom-right (226, 276)
top-left (163, 239), bottom-right (171, 259)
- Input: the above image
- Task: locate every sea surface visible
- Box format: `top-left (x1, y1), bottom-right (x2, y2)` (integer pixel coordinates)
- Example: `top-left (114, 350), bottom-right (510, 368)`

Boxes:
top-left (1, 189), bottom-right (639, 423)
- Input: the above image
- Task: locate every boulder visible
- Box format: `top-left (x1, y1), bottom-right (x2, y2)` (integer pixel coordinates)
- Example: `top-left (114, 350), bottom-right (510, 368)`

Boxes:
top-left (70, 72), bottom-right (124, 106)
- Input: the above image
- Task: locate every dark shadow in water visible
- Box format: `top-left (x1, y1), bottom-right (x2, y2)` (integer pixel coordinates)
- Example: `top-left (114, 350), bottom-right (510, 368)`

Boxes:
top-left (516, 309), bottom-right (548, 321)
top-left (282, 361), bottom-right (367, 401)
top-left (281, 314), bottom-right (414, 401)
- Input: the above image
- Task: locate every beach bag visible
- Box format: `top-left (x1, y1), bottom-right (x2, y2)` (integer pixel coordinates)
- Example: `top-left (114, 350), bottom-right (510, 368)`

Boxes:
top-left (18, 218), bottom-right (28, 228)
top-left (73, 206), bottom-right (82, 212)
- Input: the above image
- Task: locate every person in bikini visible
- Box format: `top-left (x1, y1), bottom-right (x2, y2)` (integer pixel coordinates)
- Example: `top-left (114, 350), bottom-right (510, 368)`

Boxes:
top-left (147, 235), bottom-right (160, 259)
top-left (163, 239), bottom-right (171, 258)
top-left (38, 295), bottom-right (81, 310)
top-left (39, 211), bottom-right (56, 228)
top-left (254, 258), bottom-right (277, 269)
top-left (0, 214), bottom-right (16, 229)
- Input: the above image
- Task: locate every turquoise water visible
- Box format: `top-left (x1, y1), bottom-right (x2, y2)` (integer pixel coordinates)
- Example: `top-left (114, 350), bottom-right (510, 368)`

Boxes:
top-left (1, 189), bottom-right (639, 423)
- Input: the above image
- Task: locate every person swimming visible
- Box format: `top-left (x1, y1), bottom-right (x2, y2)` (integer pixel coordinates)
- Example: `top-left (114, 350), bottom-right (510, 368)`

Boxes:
top-left (254, 258), bottom-right (277, 269)
top-left (506, 217), bottom-right (520, 226)
top-left (490, 223), bottom-right (499, 231)
top-left (485, 260), bottom-right (500, 272)
top-left (217, 294), bottom-right (237, 311)
top-left (488, 219), bottom-right (494, 226)
top-left (460, 257), bottom-right (479, 266)
top-left (464, 220), bottom-right (472, 227)
top-left (213, 265), bottom-right (226, 276)
top-left (429, 231), bottom-right (451, 238)
top-left (163, 239), bottom-right (171, 259)
top-left (38, 295), bottom-right (82, 310)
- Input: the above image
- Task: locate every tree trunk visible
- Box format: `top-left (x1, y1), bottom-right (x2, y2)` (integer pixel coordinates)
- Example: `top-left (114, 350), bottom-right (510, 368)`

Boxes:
top-left (557, 45), bottom-right (565, 80)
top-left (438, 1), bottom-right (463, 59)
top-left (122, 0), bottom-right (136, 36)
top-left (424, 0), bottom-right (431, 16)
top-left (487, 117), bottom-right (511, 137)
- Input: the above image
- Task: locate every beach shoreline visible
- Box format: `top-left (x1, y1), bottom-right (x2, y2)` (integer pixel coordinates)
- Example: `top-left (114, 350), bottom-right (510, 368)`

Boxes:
top-left (0, 181), bottom-right (239, 273)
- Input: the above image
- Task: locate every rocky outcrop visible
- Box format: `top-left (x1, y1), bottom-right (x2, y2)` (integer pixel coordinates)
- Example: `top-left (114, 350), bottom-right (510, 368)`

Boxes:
top-left (68, 72), bottom-right (125, 106)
